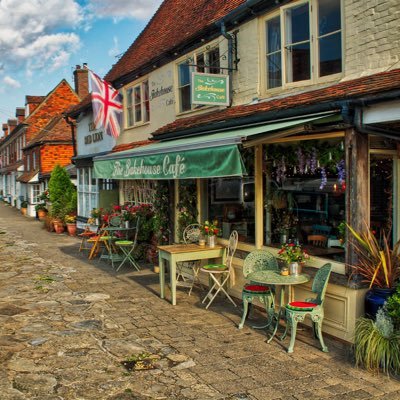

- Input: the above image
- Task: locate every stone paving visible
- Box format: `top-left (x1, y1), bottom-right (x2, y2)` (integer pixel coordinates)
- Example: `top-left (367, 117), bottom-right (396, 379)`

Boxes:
top-left (0, 203), bottom-right (400, 399)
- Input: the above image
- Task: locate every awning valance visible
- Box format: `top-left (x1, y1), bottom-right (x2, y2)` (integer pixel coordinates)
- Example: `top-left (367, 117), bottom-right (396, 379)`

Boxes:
top-left (93, 113), bottom-right (336, 180)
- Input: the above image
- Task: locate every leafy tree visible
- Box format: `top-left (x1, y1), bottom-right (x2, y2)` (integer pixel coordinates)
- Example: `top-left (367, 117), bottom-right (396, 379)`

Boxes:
top-left (48, 164), bottom-right (75, 220)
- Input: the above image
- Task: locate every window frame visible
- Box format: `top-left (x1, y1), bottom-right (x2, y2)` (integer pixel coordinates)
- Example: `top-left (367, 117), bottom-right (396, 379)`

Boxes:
top-left (176, 44), bottom-right (222, 114)
top-left (125, 78), bottom-right (150, 128)
top-left (262, 0), bottom-right (343, 93)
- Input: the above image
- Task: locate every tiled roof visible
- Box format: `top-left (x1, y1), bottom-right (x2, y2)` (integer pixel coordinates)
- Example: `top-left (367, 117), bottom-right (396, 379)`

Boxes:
top-left (154, 68), bottom-right (400, 136)
top-left (111, 140), bottom-right (153, 153)
top-left (17, 169), bottom-right (39, 183)
top-left (26, 116), bottom-right (73, 147)
top-left (64, 93), bottom-right (92, 117)
top-left (26, 95), bottom-right (45, 104)
top-left (105, 0), bottom-right (245, 83)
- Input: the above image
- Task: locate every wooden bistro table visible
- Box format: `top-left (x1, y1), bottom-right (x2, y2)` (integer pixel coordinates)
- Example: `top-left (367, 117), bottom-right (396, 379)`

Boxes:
top-left (158, 243), bottom-right (225, 305)
top-left (247, 270), bottom-right (310, 343)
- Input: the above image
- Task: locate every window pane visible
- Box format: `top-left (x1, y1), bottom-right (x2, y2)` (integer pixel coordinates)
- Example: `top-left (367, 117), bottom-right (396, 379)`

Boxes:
top-left (267, 53), bottom-right (282, 88)
top-left (126, 88), bottom-right (133, 106)
top-left (263, 139), bottom-right (346, 262)
top-left (135, 104), bottom-right (142, 122)
top-left (319, 32), bottom-right (342, 76)
top-left (266, 16), bottom-right (281, 53)
top-left (179, 63), bottom-right (190, 86)
top-left (208, 48), bottom-right (220, 74)
top-left (286, 4), bottom-right (309, 44)
top-left (318, 0), bottom-right (341, 36)
top-left (180, 85), bottom-right (191, 112)
top-left (143, 81), bottom-right (150, 122)
top-left (197, 54), bottom-right (205, 73)
top-left (287, 42), bottom-right (310, 82)
top-left (134, 86), bottom-right (141, 105)
top-left (127, 108), bottom-right (134, 126)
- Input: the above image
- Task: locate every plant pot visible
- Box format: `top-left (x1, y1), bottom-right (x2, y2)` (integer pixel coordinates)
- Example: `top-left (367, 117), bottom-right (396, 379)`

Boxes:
top-left (365, 287), bottom-right (396, 319)
top-left (288, 261), bottom-right (302, 276)
top-left (21, 207), bottom-right (27, 216)
top-left (207, 235), bottom-right (216, 248)
top-left (53, 220), bottom-right (65, 234)
top-left (95, 218), bottom-right (100, 226)
top-left (37, 209), bottom-right (47, 220)
top-left (124, 221), bottom-right (130, 228)
top-left (66, 223), bottom-right (77, 236)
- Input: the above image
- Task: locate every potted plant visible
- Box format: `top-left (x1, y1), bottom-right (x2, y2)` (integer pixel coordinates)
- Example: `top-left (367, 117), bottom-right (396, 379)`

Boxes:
top-left (20, 200), bottom-right (28, 216)
top-left (35, 203), bottom-right (48, 220)
top-left (90, 208), bottom-right (103, 225)
top-left (347, 223), bottom-right (400, 318)
top-left (201, 220), bottom-right (220, 248)
top-left (64, 214), bottom-right (77, 236)
top-left (277, 242), bottom-right (310, 275)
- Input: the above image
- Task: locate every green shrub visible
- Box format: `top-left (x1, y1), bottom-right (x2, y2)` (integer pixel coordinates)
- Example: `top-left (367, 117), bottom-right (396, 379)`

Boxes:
top-left (386, 286), bottom-right (400, 329)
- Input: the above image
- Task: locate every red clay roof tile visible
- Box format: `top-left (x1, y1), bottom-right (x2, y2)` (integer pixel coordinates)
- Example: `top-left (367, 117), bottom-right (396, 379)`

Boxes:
top-left (105, 0), bottom-right (245, 83)
top-left (154, 68), bottom-right (400, 136)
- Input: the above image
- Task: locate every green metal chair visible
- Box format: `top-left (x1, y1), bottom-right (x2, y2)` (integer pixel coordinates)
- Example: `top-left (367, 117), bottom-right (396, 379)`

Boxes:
top-left (115, 217), bottom-right (141, 271)
top-left (282, 263), bottom-right (332, 353)
top-left (238, 250), bottom-right (279, 329)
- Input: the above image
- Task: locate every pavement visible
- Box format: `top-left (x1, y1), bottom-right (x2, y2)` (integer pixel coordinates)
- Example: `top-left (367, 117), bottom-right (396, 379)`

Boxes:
top-left (0, 202), bottom-right (399, 400)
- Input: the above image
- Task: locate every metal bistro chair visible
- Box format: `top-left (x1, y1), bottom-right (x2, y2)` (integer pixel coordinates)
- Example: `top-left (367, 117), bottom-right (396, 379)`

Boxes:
top-left (282, 263), bottom-right (332, 353)
top-left (99, 215), bottom-right (123, 268)
top-left (176, 223), bottom-right (202, 295)
top-left (201, 230), bottom-right (238, 309)
top-left (238, 250), bottom-right (279, 329)
top-left (115, 217), bottom-right (141, 272)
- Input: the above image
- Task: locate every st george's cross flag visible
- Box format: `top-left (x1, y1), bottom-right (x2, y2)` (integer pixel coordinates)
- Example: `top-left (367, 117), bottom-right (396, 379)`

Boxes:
top-left (88, 69), bottom-right (123, 138)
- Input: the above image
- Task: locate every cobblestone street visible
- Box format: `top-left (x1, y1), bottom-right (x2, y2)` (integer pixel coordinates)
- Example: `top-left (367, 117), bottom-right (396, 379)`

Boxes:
top-left (0, 203), bottom-right (399, 399)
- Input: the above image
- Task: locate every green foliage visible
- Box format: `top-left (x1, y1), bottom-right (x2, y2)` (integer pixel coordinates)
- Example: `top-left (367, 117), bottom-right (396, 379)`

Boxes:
top-left (176, 180), bottom-right (198, 241)
top-left (386, 286), bottom-right (400, 329)
top-left (20, 200), bottom-right (28, 208)
top-left (48, 165), bottom-right (75, 220)
top-left (153, 181), bottom-right (171, 245)
top-left (355, 313), bottom-right (400, 375)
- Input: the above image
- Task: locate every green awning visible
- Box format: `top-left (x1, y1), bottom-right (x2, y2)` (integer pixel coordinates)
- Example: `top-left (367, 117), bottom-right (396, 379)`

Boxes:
top-left (93, 113), bottom-right (337, 180)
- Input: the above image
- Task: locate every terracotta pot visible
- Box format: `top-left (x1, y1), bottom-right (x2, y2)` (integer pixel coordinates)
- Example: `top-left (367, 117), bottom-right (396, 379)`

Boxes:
top-left (21, 207), bottom-right (27, 216)
top-left (66, 223), bottom-right (77, 236)
top-left (37, 209), bottom-right (47, 220)
top-left (53, 220), bottom-right (65, 234)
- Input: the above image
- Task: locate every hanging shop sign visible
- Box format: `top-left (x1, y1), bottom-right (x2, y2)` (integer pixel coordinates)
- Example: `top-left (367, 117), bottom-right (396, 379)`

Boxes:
top-left (191, 72), bottom-right (229, 106)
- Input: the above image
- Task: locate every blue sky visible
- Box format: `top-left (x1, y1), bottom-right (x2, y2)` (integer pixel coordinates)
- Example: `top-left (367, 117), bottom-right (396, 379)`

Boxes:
top-left (0, 0), bottom-right (163, 125)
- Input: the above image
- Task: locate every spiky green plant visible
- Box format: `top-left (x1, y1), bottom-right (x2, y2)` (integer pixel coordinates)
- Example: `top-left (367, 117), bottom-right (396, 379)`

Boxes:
top-left (347, 223), bottom-right (400, 288)
top-left (355, 312), bottom-right (400, 375)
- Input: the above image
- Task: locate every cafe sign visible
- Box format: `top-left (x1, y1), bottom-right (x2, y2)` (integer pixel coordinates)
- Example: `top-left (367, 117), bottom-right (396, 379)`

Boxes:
top-left (191, 72), bottom-right (229, 106)
top-left (93, 145), bottom-right (245, 180)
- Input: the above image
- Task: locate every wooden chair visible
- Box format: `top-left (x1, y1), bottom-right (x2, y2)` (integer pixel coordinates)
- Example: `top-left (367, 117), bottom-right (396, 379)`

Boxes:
top-left (307, 234), bottom-right (327, 247)
top-left (201, 230), bottom-right (238, 309)
top-left (78, 226), bottom-right (97, 252)
top-left (282, 263), bottom-right (332, 353)
top-left (238, 250), bottom-right (279, 329)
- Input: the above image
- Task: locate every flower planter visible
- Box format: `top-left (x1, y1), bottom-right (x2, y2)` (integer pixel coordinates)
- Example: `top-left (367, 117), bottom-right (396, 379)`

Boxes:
top-left (37, 209), bottom-right (47, 220)
top-left (66, 223), bottom-right (77, 236)
top-left (53, 219), bottom-right (65, 234)
top-left (20, 207), bottom-right (27, 216)
top-left (365, 287), bottom-right (396, 319)
top-left (207, 235), bottom-right (216, 248)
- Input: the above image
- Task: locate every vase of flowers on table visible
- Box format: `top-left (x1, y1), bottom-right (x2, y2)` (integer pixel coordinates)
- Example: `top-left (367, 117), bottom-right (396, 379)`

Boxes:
top-left (277, 242), bottom-right (310, 275)
top-left (201, 220), bottom-right (220, 247)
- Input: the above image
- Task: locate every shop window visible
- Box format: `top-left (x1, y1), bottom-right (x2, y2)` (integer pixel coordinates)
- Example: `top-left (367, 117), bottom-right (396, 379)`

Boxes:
top-left (77, 167), bottom-right (99, 218)
top-left (206, 147), bottom-right (255, 244)
top-left (126, 80), bottom-right (150, 127)
top-left (370, 154), bottom-right (394, 245)
top-left (264, 0), bottom-right (342, 89)
top-left (31, 184), bottom-right (41, 204)
top-left (177, 47), bottom-right (221, 113)
top-left (263, 139), bottom-right (345, 261)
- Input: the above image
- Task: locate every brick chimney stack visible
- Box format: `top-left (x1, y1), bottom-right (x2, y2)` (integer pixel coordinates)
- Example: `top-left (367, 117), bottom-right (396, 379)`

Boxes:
top-left (7, 119), bottom-right (17, 134)
top-left (2, 123), bottom-right (8, 137)
top-left (25, 96), bottom-right (45, 116)
top-left (73, 64), bottom-right (89, 99)
top-left (15, 107), bottom-right (25, 123)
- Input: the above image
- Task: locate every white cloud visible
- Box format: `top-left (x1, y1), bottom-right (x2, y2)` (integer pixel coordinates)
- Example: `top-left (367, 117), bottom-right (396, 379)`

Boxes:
top-left (3, 76), bottom-right (21, 88)
top-left (87, 0), bottom-right (163, 20)
top-left (0, 0), bottom-right (83, 73)
top-left (108, 36), bottom-right (121, 58)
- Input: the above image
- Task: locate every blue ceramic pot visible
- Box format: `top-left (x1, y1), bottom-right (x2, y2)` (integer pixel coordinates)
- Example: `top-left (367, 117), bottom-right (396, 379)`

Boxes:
top-left (365, 287), bottom-right (396, 319)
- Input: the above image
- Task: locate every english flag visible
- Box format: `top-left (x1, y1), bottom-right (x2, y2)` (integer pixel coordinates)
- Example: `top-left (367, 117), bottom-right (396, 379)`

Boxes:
top-left (88, 69), bottom-right (123, 138)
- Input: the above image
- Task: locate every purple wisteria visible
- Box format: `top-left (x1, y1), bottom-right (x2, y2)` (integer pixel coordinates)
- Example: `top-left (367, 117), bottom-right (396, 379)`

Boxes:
top-left (337, 159), bottom-right (346, 185)
top-left (319, 167), bottom-right (327, 189)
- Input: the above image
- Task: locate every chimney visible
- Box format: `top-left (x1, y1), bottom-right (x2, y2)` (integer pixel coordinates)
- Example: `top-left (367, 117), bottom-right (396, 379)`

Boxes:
top-left (15, 107), bottom-right (25, 123)
top-left (25, 95), bottom-right (45, 115)
top-left (7, 119), bottom-right (17, 134)
top-left (2, 123), bottom-right (8, 137)
top-left (73, 64), bottom-right (89, 99)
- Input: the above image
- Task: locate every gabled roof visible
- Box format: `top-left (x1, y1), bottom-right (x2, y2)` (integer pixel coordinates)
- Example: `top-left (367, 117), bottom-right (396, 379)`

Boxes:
top-left (25, 116), bottom-right (73, 148)
top-left (111, 140), bottom-right (153, 153)
top-left (105, 0), bottom-right (245, 84)
top-left (17, 169), bottom-right (39, 183)
top-left (153, 68), bottom-right (400, 137)
top-left (64, 93), bottom-right (92, 118)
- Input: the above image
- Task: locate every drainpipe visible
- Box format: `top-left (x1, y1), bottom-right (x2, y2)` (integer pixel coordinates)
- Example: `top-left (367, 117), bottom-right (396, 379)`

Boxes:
top-left (64, 115), bottom-right (77, 159)
top-left (219, 21), bottom-right (234, 106)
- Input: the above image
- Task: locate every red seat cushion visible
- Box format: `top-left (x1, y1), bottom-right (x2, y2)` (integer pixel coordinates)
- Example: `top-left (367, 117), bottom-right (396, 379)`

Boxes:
top-left (286, 301), bottom-right (318, 311)
top-left (243, 284), bottom-right (270, 293)
top-left (79, 231), bottom-right (96, 237)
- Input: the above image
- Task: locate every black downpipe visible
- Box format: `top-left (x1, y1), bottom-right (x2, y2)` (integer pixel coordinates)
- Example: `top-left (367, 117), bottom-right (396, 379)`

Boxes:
top-left (64, 115), bottom-right (77, 159)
